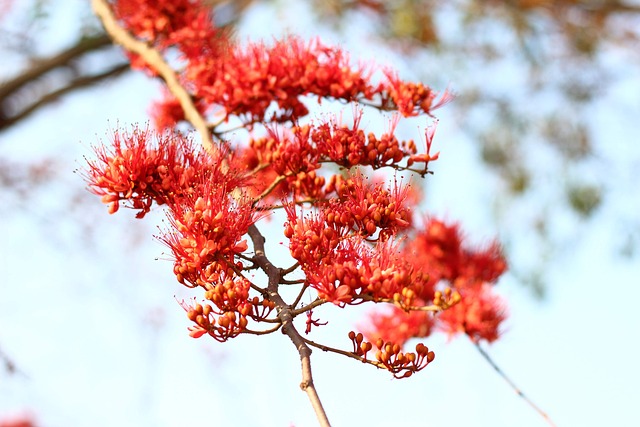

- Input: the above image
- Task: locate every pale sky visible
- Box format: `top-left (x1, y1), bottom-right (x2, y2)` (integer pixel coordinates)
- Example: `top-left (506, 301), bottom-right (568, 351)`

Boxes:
top-left (1, 2), bottom-right (639, 427)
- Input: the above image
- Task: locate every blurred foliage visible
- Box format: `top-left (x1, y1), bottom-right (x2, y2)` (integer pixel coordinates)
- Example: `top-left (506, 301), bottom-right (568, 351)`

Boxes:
top-left (308, 0), bottom-right (640, 296)
top-left (1, 0), bottom-right (639, 297)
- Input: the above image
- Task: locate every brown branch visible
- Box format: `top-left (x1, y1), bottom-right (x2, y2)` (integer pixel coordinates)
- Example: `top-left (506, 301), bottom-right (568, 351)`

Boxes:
top-left (0, 62), bottom-right (129, 131)
top-left (290, 297), bottom-right (326, 317)
top-left (91, 0), bottom-right (216, 157)
top-left (357, 295), bottom-right (444, 312)
top-left (248, 224), bottom-right (331, 427)
top-left (281, 261), bottom-right (300, 276)
top-left (0, 32), bottom-right (113, 100)
top-left (474, 341), bottom-right (557, 427)
top-left (242, 324), bottom-right (282, 335)
top-left (290, 284), bottom-right (311, 309)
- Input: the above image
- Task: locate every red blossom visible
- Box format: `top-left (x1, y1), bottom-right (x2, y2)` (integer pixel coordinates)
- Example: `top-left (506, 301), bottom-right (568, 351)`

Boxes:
top-left (363, 218), bottom-right (508, 346)
top-left (84, 0), bottom-right (510, 363)
top-left (323, 173), bottom-right (415, 239)
top-left (161, 183), bottom-right (257, 288)
top-left (362, 306), bottom-right (435, 347)
top-left (186, 37), bottom-right (376, 122)
top-left (439, 285), bottom-right (506, 342)
top-left (381, 70), bottom-right (453, 117)
top-left (113, 0), bottom-right (221, 49)
top-left (312, 111), bottom-right (419, 169)
top-left (305, 310), bottom-right (328, 334)
top-left (84, 127), bottom-right (210, 217)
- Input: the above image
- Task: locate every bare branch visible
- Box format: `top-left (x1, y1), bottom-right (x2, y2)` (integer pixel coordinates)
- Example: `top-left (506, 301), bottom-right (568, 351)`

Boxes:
top-left (474, 341), bottom-right (557, 427)
top-left (248, 224), bottom-right (332, 427)
top-left (0, 33), bottom-right (113, 100)
top-left (0, 62), bottom-right (129, 131)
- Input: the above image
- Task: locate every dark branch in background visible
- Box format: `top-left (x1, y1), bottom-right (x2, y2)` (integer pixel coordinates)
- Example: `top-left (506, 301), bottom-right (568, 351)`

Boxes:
top-left (474, 342), bottom-right (557, 427)
top-left (0, 344), bottom-right (25, 377)
top-left (0, 33), bottom-right (112, 99)
top-left (0, 62), bottom-right (129, 130)
top-left (0, 32), bottom-right (129, 132)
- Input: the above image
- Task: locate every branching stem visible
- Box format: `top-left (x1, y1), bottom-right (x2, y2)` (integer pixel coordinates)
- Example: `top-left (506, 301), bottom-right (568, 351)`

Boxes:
top-left (248, 224), bottom-right (331, 427)
top-left (301, 336), bottom-right (386, 370)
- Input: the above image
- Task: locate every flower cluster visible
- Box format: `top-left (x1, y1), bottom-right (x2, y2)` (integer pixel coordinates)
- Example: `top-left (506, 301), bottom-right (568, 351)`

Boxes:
top-left (284, 177), bottom-right (429, 306)
top-left (84, 0), bottom-right (509, 377)
top-left (349, 331), bottom-right (435, 379)
top-left (161, 183), bottom-right (256, 287)
top-left (84, 127), bottom-right (208, 218)
top-left (113, 0), bottom-right (225, 52)
top-left (240, 118), bottom-right (431, 204)
top-left (364, 218), bottom-right (507, 346)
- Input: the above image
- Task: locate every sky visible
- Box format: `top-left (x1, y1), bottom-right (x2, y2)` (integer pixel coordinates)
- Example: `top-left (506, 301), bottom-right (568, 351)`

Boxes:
top-left (1, 1), bottom-right (639, 427)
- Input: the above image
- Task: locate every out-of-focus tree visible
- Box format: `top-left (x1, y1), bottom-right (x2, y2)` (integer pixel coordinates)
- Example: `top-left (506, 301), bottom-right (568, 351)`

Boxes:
top-left (1, 2), bottom-right (638, 295)
top-left (308, 0), bottom-right (640, 295)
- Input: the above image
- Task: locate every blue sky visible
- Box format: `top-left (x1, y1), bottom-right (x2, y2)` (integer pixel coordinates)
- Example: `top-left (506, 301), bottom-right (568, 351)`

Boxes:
top-left (1, 2), bottom-right (639, 427)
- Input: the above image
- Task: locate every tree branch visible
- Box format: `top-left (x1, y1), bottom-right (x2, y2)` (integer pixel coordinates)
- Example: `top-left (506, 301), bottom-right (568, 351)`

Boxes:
top-left (0, 33), bottom-right (113, 100)
top-left (0, 62), bottom-right (129, 131)
top-left (91, 0), bottom-right (216, 156)
top-left (248, 224), bottom-right (332, 427)
top-left (474, 341), bottom-right (557, 427)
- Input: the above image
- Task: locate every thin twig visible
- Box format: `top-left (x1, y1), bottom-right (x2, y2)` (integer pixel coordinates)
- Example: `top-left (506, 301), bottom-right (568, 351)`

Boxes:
top-left (290, 284), bottom-right (311, 310)
top-left (301, 336), bottom-right (386, 370)
top-left (252, 174), bottom-right (288, 204)
top-left (280, 261), bottom-right (300, 276)
top-left (290, 297), bottom-right (326, 317)
top-left (474, 341), bottom-right (557, 427)
top-left (91, 0), bottom-right (216, 157)
top-left (0, 33), bottom-right (114, 100)
top-left (242, 324), bottom-right (282, 335)
top-left (248, 224), bottom-right (331, 427)
top-left (1, 62), bottom-right (129, 130)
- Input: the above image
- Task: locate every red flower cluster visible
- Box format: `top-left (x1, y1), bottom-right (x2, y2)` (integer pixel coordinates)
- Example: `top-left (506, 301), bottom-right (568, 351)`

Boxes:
top-left (364, 219), bottom-right (507, 346)
top-left (349, 331), bottom-right (435, 379)
top-left (161, 183), bottom-right (256, 288)
top-left (113, 0), bottom-right (224, 51)
top-left (284, 176), bottom-right (429, 306)
top-left (84, 127), bottom-right (210, 217)
top-left (84, 0), bottom-right (509, 373)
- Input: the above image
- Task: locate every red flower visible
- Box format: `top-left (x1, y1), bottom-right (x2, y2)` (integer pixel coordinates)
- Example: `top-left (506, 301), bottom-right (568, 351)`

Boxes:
top-left (439, 285), bottom-right (506, 343)
top-left (84, 127), bottom-right (205, 217)
top-left (161, 182), bottom-right (257, 288)
top-left (362, 305), bottom-right (435, 347)
top-left (363, 218), bottom-right (508, 346)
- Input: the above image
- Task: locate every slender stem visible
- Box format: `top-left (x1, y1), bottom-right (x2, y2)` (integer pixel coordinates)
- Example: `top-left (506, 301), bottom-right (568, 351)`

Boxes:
top-left (474, 341), bottom-right (557, 427)
top-left (281, 261), bottom-right (300, 276)
top-left (290, 284), bottom-right (311, 309)
top-left (301, 336), bottom-right (385, 370)
top-left (357, 295), bottom-right (443, 312)
top-left (248, 224), bottom-right (331, 427)
top-left (91, 0), bottom-right (216, 157)
top-left (242, 324), bottom-right (282, 335)
top-left (290, 297), bottom-right (326, 317)
top-left (252, 174), bottom-right (288, 204)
